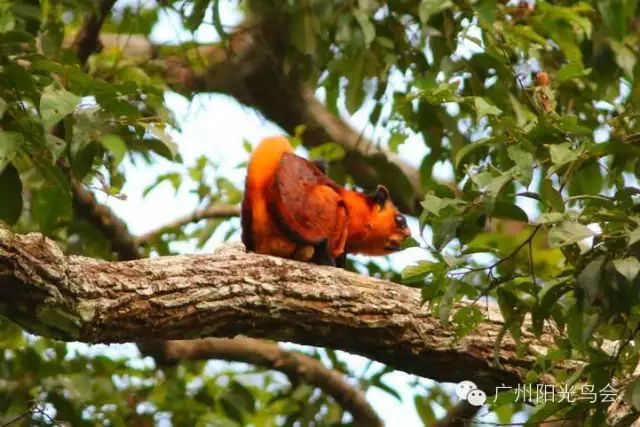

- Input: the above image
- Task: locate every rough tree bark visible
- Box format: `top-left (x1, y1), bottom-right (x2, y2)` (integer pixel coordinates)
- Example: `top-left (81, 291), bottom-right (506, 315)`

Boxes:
top-left (0, 225), bottom-right (557, 393)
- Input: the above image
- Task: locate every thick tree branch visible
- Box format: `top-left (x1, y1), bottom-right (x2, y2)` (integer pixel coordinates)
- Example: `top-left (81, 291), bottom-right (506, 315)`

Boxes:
top-left (136, 205), bottom-right (240, 246)
top-left (152, 337), bottom-right (382, 427)
top-left (0, 226), bottom-right (556, 392)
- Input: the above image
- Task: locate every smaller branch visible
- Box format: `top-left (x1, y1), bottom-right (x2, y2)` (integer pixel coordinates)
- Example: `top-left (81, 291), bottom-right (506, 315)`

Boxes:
top-left (0, 401), bottom-right (37, 427)
top-left (71, 181), bottom-right (141, 260)
top-left (154, 337), bottom-right (383, 427)
top-left (458, 224), bottom-right (541, 282)
top-left (136, 205), bottom-right (240, 245)
top-left (70, 0), bottom-right (117, 64)
top-left (430, 401), bottom-right (480, 427)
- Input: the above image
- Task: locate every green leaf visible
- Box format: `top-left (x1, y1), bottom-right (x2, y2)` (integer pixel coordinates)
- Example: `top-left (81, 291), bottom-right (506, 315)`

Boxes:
top-left (473, 96), bottom-right (502, 118)
top-left (537, 212), bottom-right (564, 224)
top-left (597, 0), bottom-right (632, 39)
top-left (291, 12), bottom-right (317, 55)
top-left (345, 54), bottom-right (367, 114)
top-left (0, 96), bottom-right (6, 118)
top-left (45, 134), bottom-right (66, 160)
top-left (496, 288), bottom-right (525, 338)
top-left (556, 62), bottom-right (591, 82)
top-left (507, 145), bottom-right (533, 186)
top-left (308, 142), bottom-right (345, 162)
top-left (485, 171), bottom-right (513, 198)
top-left (0, 163), bottom-right (22, 225)
top-left (632, 380), bottom-right (640, 411)
top-left (212, 0), bottom-right (227, 39)
top-left (549, 142), bottom-right (580, 167)
top-left (454, 137), bottom-right (492, 170)
top-left (353, 9), bottom-right (375, 45)
top-left (569, 159), bottom-right (602, 197)
top-left (414, 395), bottom-right (436, 425)
top-left (420, 194), bottom-right (463, 216)
top-left (116, 66), bottom-right (151, 85)
top-left (432, 216), bottom-right (462, 250)
top-left (0, 317), bottom-right (25, 348)
top-left (527, 401), bottom-right (568, 424)
top-left (401, 235), bottom-right (420, 250)
top-left (613, 258), bottom-right (640, 283)
top-left (100, 134), bottom-right (127, 166)
top-left (373, 380), bottom-right (403, 402)
top-left (71, 142), bottom-right (98, 180)
top-left (548, 221), bottom-right (595, 247)
top-left (0, 130), bottom-right (23, 173)
top-left (219, 380), bottom-right (255, 423)
top-left (39, 18), bottom-right (63, 57)
top-left (628, 226), bottom-right (640, 247)
top-left (532, 277), bottom-right (572, 335)
top-left (186, 0), bottom-right (208, 31)
top-left (452, 306), bottom-right (484, 338)
top-left (142, 123), bottom-right (178, 160)
top-left (419, 0), bottom-right (453, 25)
top-left (421, 281), bottom-right (442, 301)
top-left (609, 39), bottom-right (636, 76)
top-left (577, 256), bottom-right (605, 305)
top-left (40, 84), bottom-right (80, 128)
top-left (0, 5), bottom-right (15, 32)
top-left (32, 185), bottom-right (72, 234)
top-left (438, 277), bottom-right (457, 325)
top-left (402, 261), bottom-right (435, 285)
top-left (388, 132), bottom-right (407, 153)
top-left (541, 178), bottom-right (565, 212)
top-left (491, 202), bottom-right (529, 222)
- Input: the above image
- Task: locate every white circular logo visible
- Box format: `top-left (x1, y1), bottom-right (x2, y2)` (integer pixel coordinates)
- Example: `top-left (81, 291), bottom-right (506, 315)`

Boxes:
top-left (455, 381), bottom-right (478, 400)
top-left (467, 389), bottom-right (487, 406)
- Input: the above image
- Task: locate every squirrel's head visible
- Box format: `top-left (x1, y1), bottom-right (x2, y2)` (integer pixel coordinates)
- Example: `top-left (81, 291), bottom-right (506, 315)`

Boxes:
top-left (345, 185), bottom-right (411, 255)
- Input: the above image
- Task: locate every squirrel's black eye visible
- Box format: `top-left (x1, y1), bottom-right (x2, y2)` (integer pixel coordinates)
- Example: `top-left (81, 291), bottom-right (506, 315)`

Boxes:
top-left (395, 214), bottom-right (407, 228)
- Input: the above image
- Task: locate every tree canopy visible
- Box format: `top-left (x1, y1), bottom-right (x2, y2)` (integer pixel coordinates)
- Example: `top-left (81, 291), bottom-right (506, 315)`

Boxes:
top-left (1, 0), bottom-right (640, 425)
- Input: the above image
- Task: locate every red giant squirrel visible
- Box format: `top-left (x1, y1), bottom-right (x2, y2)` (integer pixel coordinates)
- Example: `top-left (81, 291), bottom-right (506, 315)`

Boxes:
top-left (241, 136), bottom-right (410, 266)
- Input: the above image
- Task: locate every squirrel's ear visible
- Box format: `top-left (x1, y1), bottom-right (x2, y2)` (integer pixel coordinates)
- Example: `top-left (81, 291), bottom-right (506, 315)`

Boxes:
top-left (372, 185), bottom-right (390, 208)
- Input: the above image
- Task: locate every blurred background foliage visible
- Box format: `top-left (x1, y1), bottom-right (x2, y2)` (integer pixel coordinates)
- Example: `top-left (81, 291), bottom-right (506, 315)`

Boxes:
top-left (0, 0), bottom-right (640, 425)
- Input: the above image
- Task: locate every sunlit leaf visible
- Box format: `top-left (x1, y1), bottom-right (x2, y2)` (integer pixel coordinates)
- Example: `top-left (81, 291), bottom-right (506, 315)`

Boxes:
top-left (548, 221), bottom-right (595, 247)
top-left (40, 84), bottom-right (80, 128)
top-left (0, 130), bottom-right (23, 173)
top-left (613, 258), bottom-right (640, 283)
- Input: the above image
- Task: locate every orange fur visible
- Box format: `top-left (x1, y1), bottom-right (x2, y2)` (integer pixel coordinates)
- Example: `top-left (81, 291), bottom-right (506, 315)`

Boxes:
top-left (241, 137), bottom-right (410, 266)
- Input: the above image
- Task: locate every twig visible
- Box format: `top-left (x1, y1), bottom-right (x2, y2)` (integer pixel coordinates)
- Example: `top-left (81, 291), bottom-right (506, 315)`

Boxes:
top-left (136, 204), bottom-right (240, 245)
top-left (70, 0), bottom-right (118, 64)
top-left (154, 337), bottom-right (384, 427)
top-left (429, 400), bottom-right (481, 427)
top-left (0, 402), bottom-right (37, 427)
